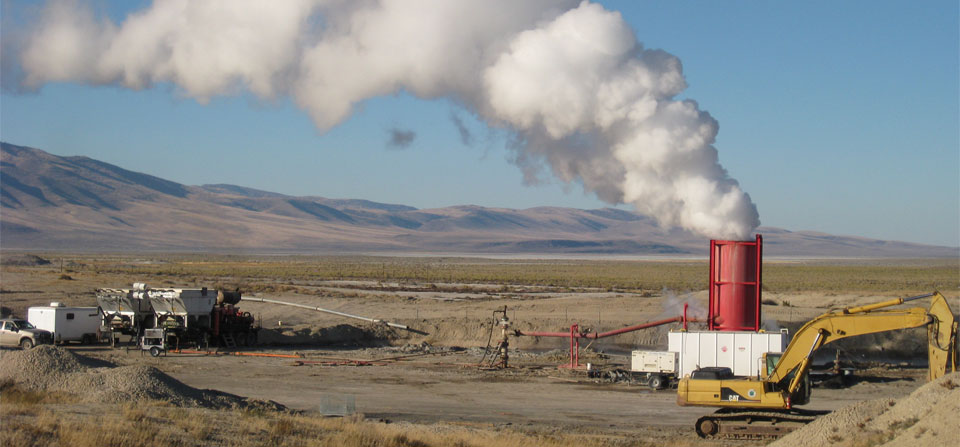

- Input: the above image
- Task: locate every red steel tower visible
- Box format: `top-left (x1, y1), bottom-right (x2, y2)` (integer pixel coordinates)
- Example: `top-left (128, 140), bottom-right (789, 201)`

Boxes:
top-left (708, 235), bottom-right (762, 332)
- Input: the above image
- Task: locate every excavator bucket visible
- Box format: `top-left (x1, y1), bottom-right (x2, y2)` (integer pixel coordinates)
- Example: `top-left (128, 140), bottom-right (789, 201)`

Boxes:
top-left (927, 292), bottom-right (958, 381)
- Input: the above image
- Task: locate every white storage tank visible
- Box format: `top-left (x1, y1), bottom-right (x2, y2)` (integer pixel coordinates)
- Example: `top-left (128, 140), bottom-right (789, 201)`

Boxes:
top-left (668, 329), bottom-right (789, 378)
top-left (145, 287), bottom-right (216, 328)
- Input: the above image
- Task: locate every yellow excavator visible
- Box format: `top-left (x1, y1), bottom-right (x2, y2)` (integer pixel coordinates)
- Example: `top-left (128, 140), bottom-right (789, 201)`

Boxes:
top-left (677, 291), bottom-right (958, 439)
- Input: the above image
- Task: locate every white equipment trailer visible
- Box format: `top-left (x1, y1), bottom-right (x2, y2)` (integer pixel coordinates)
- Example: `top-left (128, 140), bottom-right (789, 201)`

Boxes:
top-left (27, 303), bottom-right (101, 344)
top-left (631, 329), bottom-right (789, 389)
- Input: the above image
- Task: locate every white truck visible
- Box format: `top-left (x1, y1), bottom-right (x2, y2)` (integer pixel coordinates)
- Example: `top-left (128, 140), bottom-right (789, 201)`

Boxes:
top-left (631, 329), bottom-right (789, 389)
top-left (0, 318), bottom-right (53, 349)
top-left (27, 303), bottom-right (101, 344)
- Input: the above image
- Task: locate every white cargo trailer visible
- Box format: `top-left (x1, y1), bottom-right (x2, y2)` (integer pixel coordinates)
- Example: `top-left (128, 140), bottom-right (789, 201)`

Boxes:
top-left (27, 303), bottom-right (101, 344)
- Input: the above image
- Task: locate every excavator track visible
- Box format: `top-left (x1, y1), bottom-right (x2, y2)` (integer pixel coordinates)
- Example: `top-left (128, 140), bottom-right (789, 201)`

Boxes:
top-left (695, 408), bottom-right (830, 440)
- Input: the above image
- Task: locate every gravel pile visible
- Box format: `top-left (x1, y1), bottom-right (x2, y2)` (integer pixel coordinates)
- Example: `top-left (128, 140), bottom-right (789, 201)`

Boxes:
top-left (69, 365), bottom-right (215, 406)
top-left (771, 372), bottom-right (960, 447)
top-left (768, 398), bottom-right (894, 447)
top-left (0, 254), bottom-right (51, 266)
top-left (0, 346), bottom-right (280, 410)
top-left (0, 345), bottom-right (97, 387)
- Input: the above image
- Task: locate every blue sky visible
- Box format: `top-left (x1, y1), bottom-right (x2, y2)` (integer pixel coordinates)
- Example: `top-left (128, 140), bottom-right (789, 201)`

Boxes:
top-left (1, 1), bottom-right (957, 247)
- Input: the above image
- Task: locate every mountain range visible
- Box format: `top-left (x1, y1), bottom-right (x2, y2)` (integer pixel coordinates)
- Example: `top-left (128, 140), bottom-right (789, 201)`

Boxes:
top-left (1, 142), bottom-right (956, 257)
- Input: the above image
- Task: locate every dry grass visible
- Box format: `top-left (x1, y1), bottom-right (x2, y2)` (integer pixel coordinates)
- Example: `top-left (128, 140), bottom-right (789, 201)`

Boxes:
top-left (0, 380), bottom-right (76, 407)
top-left (0, 384), bottom-right (652, 447)
top-left (8, 254), bottom-right (956, 295)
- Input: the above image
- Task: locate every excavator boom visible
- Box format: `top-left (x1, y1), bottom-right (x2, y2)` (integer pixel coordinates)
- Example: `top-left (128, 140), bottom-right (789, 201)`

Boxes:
top-left (769, 307), bottom-right (930, 389)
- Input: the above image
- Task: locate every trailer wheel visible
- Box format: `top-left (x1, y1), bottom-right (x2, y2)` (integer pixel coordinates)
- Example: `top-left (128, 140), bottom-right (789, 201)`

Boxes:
top-left (20, 338), bottom-right (34, 350)
top-left (81, 334), bottom-right (93, 345)
top-left (246, 331), bottom-right (258, 346)
top-left (149, 346), bottom-right (162, 357)
top-left (649, 374), bottom-right (664, 390)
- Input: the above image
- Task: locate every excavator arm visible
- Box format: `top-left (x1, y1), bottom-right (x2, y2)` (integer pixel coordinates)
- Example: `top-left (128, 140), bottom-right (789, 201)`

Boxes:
top-left (769, 292), bottom-right (955, 396)
top-left (770, 308), bottom-right (929, 393)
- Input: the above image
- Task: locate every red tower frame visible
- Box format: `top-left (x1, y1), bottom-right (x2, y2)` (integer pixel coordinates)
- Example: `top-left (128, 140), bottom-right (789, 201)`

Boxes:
top-left (708, 234), bottom-right (762, 332)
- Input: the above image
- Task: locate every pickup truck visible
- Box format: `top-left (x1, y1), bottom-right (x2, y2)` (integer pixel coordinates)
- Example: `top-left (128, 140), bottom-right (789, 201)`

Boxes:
top-left (0, 318), bottom-right (53, 349)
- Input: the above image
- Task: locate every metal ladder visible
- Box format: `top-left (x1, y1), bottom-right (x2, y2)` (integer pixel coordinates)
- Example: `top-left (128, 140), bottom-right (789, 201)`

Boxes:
top-left (221, 333), bottom-right (236, 348)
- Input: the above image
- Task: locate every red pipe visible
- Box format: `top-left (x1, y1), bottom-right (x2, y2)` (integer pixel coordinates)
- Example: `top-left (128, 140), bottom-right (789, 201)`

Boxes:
top-left (755, 234), bottom-right (763, 332)
top-left (517, 330), bottom-right (576, 337)
top-left (516, 316), bottom-right (685, 339)
top-left (294, 359), bottom-right (382, 366)
top-left (565, 324), bottom-right (578, 368)
top-left (585, 316), bottom-right (681, 338)
top-left (173, 349), bottom-right (304, 359)
top-left (709, 238), bottom-right (717, 330)
top-left (212, 307), bottom-right (221, 336)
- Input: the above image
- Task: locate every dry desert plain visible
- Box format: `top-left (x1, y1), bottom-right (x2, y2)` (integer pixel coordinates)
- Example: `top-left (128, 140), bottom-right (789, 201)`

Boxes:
top-left (1, 254), bottom-right (957, 447)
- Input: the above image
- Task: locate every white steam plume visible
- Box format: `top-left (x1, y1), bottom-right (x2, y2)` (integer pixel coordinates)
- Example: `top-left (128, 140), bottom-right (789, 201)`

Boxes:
top-left (15, 0), bottom-right (760, 239)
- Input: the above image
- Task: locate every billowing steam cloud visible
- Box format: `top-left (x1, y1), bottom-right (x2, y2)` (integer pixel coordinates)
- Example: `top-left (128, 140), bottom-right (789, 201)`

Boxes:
top-left (14, 0), bottom-right (760, 239)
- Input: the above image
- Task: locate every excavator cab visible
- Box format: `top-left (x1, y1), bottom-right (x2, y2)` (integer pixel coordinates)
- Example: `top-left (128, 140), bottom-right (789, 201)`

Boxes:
top-left (763, 352), bottom-right (780, 379)
top-left (761, 352), bottom-right (810, 406)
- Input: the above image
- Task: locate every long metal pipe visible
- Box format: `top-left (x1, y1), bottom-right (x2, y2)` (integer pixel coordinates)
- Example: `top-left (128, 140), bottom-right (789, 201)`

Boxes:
top-left (516, 316), bottom-right (683, 339)
top-left (586, 316), bottom-right (682, 339)
top-left (517, 329), bottom-right (578, 338)
top-left (242, 297), bottom-right (410, 330)
top-left (173, 349), bottom-right (305, 359)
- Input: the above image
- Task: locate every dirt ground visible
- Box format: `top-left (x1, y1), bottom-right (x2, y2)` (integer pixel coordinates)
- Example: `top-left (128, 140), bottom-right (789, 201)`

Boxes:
top-left (33, 344), bottom-right (926, 447)
top-left (1, 259), bottom-right (954, 446)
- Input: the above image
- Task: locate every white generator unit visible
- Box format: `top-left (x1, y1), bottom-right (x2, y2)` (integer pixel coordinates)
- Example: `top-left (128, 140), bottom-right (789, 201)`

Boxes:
top-left (630, 350), bottom-right (680, 389)
top-left (27, 303), bottom-right (101, 344)
top-left (668, 329), bottom-right (789, 378)
top-left (631, 351), bottom-right (678, 374)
